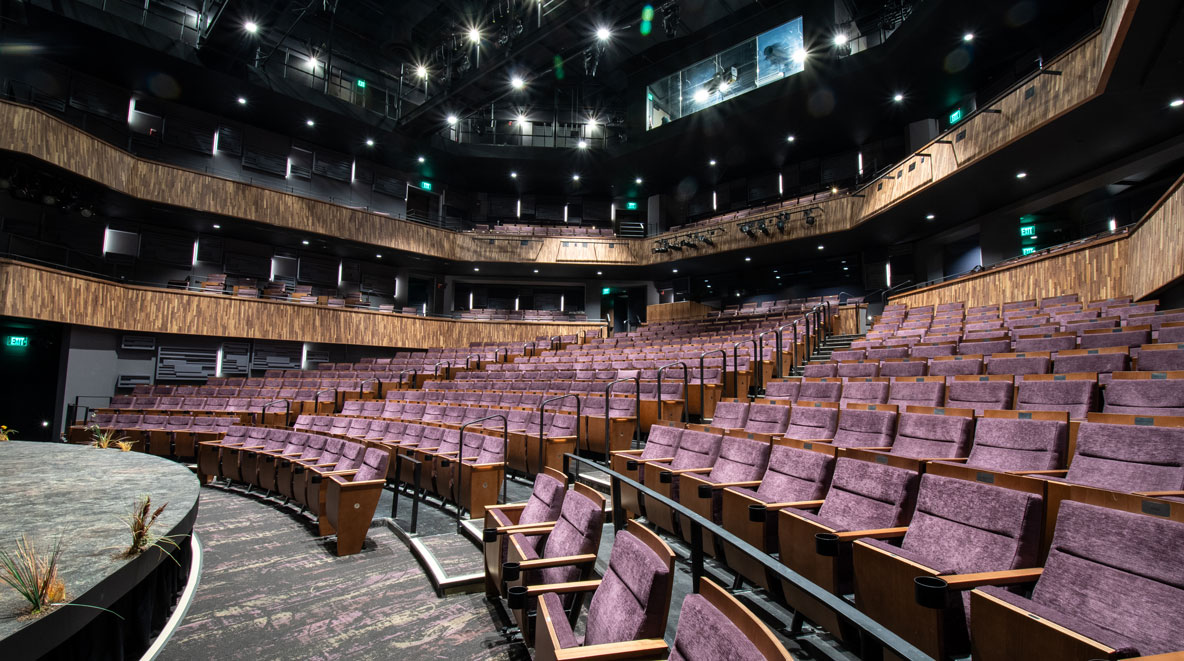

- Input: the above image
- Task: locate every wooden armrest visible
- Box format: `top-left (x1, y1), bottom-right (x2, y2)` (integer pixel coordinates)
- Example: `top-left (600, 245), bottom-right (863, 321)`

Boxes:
top-left (641, 456), bottom-right (676, 464)
top-left (611, 450), bottom-right (644, 457)
top-left (696, 479), bottom-right (762, 489)
top-left (553, 639), bottom-right (669, 660)
top-left (332, 477), bottom-right (386, 490)
top-left (524, 579), bottom-right (602, 597)
top-left (322, 469), bottom-right (359, 478)
top-left (506, 525), bottom-right (557, 537)
top-left (485, 503), bottom-right (527, 514)
top-left (1135, 490), bottom-right (1184, 498)
top-left (468, 462), bottom-right (506, 470)
top-left (496, 520), bottom-right (557, 534)
top-left (1010, 469), bottom-right (1069, 476)
top-left (438, 450), bottom-right (460, 456)
top-left (545, 435), bottom-right (577, 442)
top-left (941, 567), bottom-right (1044, 590)
top-left (771, 499), bottom-right (826, 510)
top-left (516, 553), bottom-right (598, 570)
top-left (310, 461), bottom-right (338, 469)
top-left (666, 467), bottom-right (713, 475)
top-left (832, 527), bottom-right (909, 542)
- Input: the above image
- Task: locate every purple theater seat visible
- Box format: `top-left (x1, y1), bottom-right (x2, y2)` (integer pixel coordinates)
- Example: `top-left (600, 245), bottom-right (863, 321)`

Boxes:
top-left (911, 343), bottom-right (959, 359)
top-left (666, 579), bottom-right (790, 660)
top-left (1057, 421), bottom-right (1184, 493)
top-left (1159, 325), bottom-right (1184, 343)
top-left (867, 346), bottom-right (910, 361)
top-left (743, 403), bottom-right (790, 435)
top-left (783, 403), bottom-right (839, 440)
top-left (837, 361), bottom-right (880, 379)
top-left (709, 401), bottom-right (750, 430)
top-left (986, 353), bottom-right (1051, 378)
top-left (802, 363), bottom-right (838, 378)
top-left (1138, 344), bottom-right (1184, 371)
top-left (959, 339), bottom-right (1012, 356)
top-left (892, 410), bottom-right (975, 458)
top-left (533, 524), bottom-right (672, 657)
top-left (785, 457), bottom-right (919, 547)
top-left (509, 486), bottom-right (605, 591)
top-left (1053, 348), bottom-right (1129, 385)
top-left (854, 474), bottom-right (1043, 658)
top-left (888, 378), bottom-right (946, 408)
top-left (1014, 333), bottom-right (1078, 353)
top-left (830, 349), bottom-right (865, 362)
top-left (1016, 375), bottom-right (1097, 419)
top-left (1080, 327), bottom-right (1152, 350)
top-left (972, 501), bottom-right (1184, 658)
top-left (725, 444), bottom-right (835, 552)
top-left (323, 447), bottom-right (391, 555)
top-left (830, 405), bottom-right (897, 449)
top-left (680, 435), bottom-right (772, 526)
top-left (1103, 375), bottom-right (1184, 416)
top-left (800, 379), bottom-right (842, 403)
top-left (878, 360), bottom-right (927, 377)
top-left (839, 380), bottom-right (890, 407)
top-left (763, 379), bottom-right (801, 403)
top-left (946, 377), bottom-right (1015, 416)
top-left (964, 414), bottom-right (1069, 471)
top-left (927, 357), bottom-right (983, 377)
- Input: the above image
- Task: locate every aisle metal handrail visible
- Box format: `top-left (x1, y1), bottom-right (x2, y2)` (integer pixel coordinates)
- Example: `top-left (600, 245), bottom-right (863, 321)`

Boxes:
top-left (656, 361), bottom-right (689, 423)
top-left (562, 453), bottom-right (930, 661)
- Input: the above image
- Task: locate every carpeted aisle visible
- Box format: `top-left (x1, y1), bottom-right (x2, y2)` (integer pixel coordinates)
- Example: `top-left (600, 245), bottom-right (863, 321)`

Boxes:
top-left (160, 487), bottom-right (526, 660)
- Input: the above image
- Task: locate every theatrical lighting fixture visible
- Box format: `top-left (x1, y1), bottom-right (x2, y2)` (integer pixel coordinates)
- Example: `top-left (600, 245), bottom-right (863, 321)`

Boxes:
top-left (237, 96), bottom-right (247, 105)
top-left (587, 117), bottom-right (599, 128)
top-left (533, 269), bottom-right (539, 273)
top-left (416, 65), bottom-right (429, 79)
top-left (740, 223), bottom-right (754, 237)
top-left (79, 205), bottom-right (96, 218)
top-left (597, 271), bottom-right (603, 275)
top-left (212, 224), bottom-right (222, 229)
top-left (775, 214), bottom-right (786, 231)
top-left (468, 27), bottom-right (481, 43)
top-left (672, 268), bottom-right (678, 273)
top-left (926, 214), bottom-right (935, 220)
top-left (596, 27), bottom-right (612, 41)
top-left (1170, 99), bottom-right (1183, 108)
top-left (792, 48), bottom-right (807, 64)
top-left (417, 156), bottom-right (426, 163)
top-left (756, 220), bottom-right (769, 235)
top-left (302, 240), bottom-right (310, 245)
top-left (786, 135), bottom-right (796, 142)
top-left (693, 88), bottom-right (709, 103)
top-left (831, 186), bottom-right (838, 194)
top-left (1015, 171), bottom-right (1028, 179)
top-left (473, 267), bottom-right (480, 272)
top-left (244, 21), bottom-right (258, 34)
top-left (817, 244), bottom-right (824, 250)
top-left (365, 138), bottom-right (375, 147)
top-left (510, 171), bottom-right (518, 178)
top-left (516, 113), bottom-right (528, 123)
top-left (745, 256), bottom-right (752, 262)
top-left (893, 93), bottom-right (904, 102)
top-left (306, 119), bottom-right (315, 127)
top-left (572, 174), bottom-right (581, 181)
top-left (963, 32), bottom-right (975, 42)
top-left (701, 235), bottom-right (713, 246)
top-left (447, 115), bottom-right (458, 125)
top-left (709, 159), bottom-right (717, 166)
top-left (635, 177), bottom-right (643, 184)
top-left (804, 211), bottom-right (816, 226)
top-left (833, 32), bottom-right (848, 46)
top-left (376, 254), bottom-right (382, 259)
top-left (511, 76), bottom-right (525, 90)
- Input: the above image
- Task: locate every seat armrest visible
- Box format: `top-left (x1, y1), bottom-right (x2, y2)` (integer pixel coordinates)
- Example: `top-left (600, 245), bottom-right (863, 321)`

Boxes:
top-left (610, 449), bottom-right (644, 458)
top-left (666, 467), bottom-right (714, 475)
top-left (515, 553), bottom-right (598, 571)
top-left (552, 639), bottom-right (669, 660)
top-left (1010, 469), bottom-right (1069, 476)
top-left (524, 579), bottom-right (602, 598)
top-left (769, 499), bottom-right (827, 510)
top-left (504, 525), bottom-right (556, 537)
top-left (941, 567), bottom-right (1044, 590)
top-left (696, 479), bottom-right (762, 490)
top-left (496, 520), bottom-right (557, 534)
top-left (331, 477), bottom-right (386, 490)
top-left (832, 526), bottom-right (909, 542)
top-left (1134, 490), bottom-right (1184, 498)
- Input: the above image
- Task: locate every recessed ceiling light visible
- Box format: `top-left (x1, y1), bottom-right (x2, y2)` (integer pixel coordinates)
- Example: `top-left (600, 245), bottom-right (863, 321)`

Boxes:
top-left (831, 186), bottom-right (838, 194)
top-left (963, 32), bottom-right (975, 42)
top-left (306, 119), bottom-right (315, 127)
top-left (1016, 171), bottom-right (1028, 179)
top-left (511, 76), bottom-right (525, 90)
top-left (302, 240), bottom-right (309, 245)
top-left (473, 267), bottom-right (480, 272)
top-left (577, 140), bottom-right (588, 149)
top-left (672, 268), bottom-right (679, 273)
top-left (446, 114), bottom-right (458, 125)
top-left (365, 138), bottom-right (375, 147)
top-left (893, 93), bottom-right (904, 102)
top-left (744, 256), bottom-right (752, 262)
top-left (416, 65), bottom-right (428, 79)
top-left (375, 254), bottom-right (382, 258)
top-left (1170, 99), bottom-right (1184, 108)
top-left (709, 159), bottom-right (717, 166)
top-left (596, 271), bottom-right (603, 275)
top-left (596, 27), bottom-right (612, 41)
top-left (587, 117), bottom-right (599, 127)
top-left (833, 32), bottom-right (848, 46)
top-left (786, 135), bottom-right (795, 142)
top-left (468, 27), bottom-right (481, 43)
top-left (635, 177), bottom-right (643, 184)
top-left (510, 171), bottom-right (518, 178)
top-left (244, 21), bottom-right (258, 34)
top-left (237, 96), bottom-right (247, 105)
top-left (417, 156), bottom-right (425, 163)
top-left (572, 174), bottom-right (581, 181)
top-left (212, 224), bottom-right (221, 229)
top-left (532, 269), bottom-right (539, 273)
top-left (775, 275), bottom-right (781, 279)
top-left (817, 245), bottom-right (824, 250)
top-left (516, 113), bottom-right (528, 123)
top-left (843, 266), bottom-right (849, 271)
top-left (693, 88), bottom-right (710, 103)
top-left (926, 213), bottom-right (935, 220)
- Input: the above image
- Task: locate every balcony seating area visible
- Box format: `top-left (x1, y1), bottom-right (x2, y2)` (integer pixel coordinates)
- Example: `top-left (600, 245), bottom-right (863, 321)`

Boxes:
top-left (473, 223), bottom-right (615, 237)
top-left (456, 308), bottom-right (589, 321)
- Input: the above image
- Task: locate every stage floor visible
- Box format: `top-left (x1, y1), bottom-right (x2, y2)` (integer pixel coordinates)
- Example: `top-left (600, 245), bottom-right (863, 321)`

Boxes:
top-left (0, 441), bottom-right (199, 641)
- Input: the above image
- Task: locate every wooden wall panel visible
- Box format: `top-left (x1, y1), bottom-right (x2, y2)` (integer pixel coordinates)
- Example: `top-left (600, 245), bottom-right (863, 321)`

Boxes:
top-left (835, 304), bottom-right (865, 336)
top-left (1128, 171), bottom-right (1184, 299)
top-left (0, 260), bottom-right (606, 349)
top-left (888, 236), bottom-right (1130, 309)
top-left (646, 301), bottom-right (713, 323)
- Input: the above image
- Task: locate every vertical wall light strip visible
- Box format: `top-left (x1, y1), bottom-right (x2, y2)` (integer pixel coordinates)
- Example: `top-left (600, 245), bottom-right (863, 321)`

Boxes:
top-left (560, 294), bottom-right (565, 312)
top-left (611, 203), bottom-right (616, 221)
top-left (269, 258), bottom-right (276, 281)
top-left (516, 199), bottom-right (522, 218)
top-left (215, 345), bottom-right (224, 377)
top-left (212, 130), bottom-right (219, 155)
top-left (191, 239), bottom-right (199, 265)
top-left (514, 296), bottom-right (519, 311)
top-left (778, 173), bottom-right (783, 195)
top-left (285, 158), bottom-right (292, 178)
top-left (858, 152), bottom-right (864, 176)
top-left (103, 227), bottom-right (112, 255)
top-left (563, 204), bottom-right (569, 223)
top-left (468, 292), bottom-right (474, 309)
top-left (337, 260), bottom-right (344, 286)
top-left (885, 261), bottom-right (892, 289)
top-left (127, 98), bottom-right (136, 124)
top-left (350, 160), bottom-right (356, 182)
top-left (1108, 218), bottom-right (1117, 232)
top-left (301, 343), bottom-right (310, 370)
top-left (712, 191), bottom-right (718, 211)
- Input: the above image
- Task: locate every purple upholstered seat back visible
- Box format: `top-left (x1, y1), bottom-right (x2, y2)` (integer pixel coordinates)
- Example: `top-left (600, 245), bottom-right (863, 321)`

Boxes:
top-left (811, 458), bottom-right (919, 531)
top-left (878, 360), bottom-right (927, 377)
top-left (535, 489), bottom-right (605, 585)
top-left (1103, 378), bottom-right (1184, 416)
top-left (763, 380), bottom-right (801, 402)
top-left (710, 401), bottom-right (749, 430)
top-left (749, 445), bottom-right (834, 503)
top-left (965, 417), bottom-right (1067, 471)
top-left (987, 355), bottom-right (1051, 377)
top-left (1080, 328), bottom-right (1151, 350)
top-left (927, 358), bottom-right (983, 377)
top-left (911, 343), bottom-right (957, 359)
top-left (1014, 334), bottom-right (1077, 353)
top-left (945, 379), bottom-right (1014, 416)
top-left (867, 346), bottom-right (910, 361)
top-left (668, 430), bottom-right (724, 471)
top-left (299, 434), bottom-right (328, 460)
top-left (892, 412), bottom-right (974, 458)
top-left (839, 381), bottom-right (890, 407)
top-left (706, 436), bottom-right (770, 484)
top-left (743, 403), bottom-right (790, 434)
top-left (1054, 351), bottom-right (1129, 376)
top-left (1017, 379), bottom-right (1096, 419)
top-left (337, 441), bottom-right (366, 471)
top-left (831, 407), bottom-right (897, 449)
top-left (582, 529), bottom-right (672, 647)
top-left (802, 363), bottom-right (838, 378)
top-left (1063, 423), bottom-right (1184, 492)
top-left (782, 404), bottom-right (839, 440)
top-left (668, 591), bottom-right (766, 661)
top-left (1021, 502), bottom-right (1184, 656)
top-left (518, 472), bottom-right (567, 526)
top-left (1139, 346), bottom-right (1184, 371)
top-left (799, 381), bottom-right (841, 403)
top-left (641, 425), bottom-right (683, 461)
top-left (888, 379), bottom-right (945, 408)
top-left (837, 362), bottom-right (880, 379)
top-left (319, 437), bottom-right (346, 465)
top-left (352, 447), bottom-right (390, 482)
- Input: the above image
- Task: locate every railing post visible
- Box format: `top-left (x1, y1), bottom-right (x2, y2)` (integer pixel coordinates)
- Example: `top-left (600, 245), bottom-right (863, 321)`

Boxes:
top-left (657, 361), bottom-right (689, 423)
top-left (732, 339), bottom-right (757, 399)
top-left (600, 378), bottom-right (639, 454)
top-left (697, 349), bottom-right (727, 422)
top-left (538, 395), bottom-right (581, 475)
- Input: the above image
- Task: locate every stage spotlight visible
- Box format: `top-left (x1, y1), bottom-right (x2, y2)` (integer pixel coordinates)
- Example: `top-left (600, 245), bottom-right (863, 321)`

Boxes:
top-left (693, 88), bottom-right (709, 103)
top-left (596, 27), bottom-right (612, 41)
top-left (468, 28), bottom-right (481, 43)
top-left (244, 21), bottom-right (258, 34)
top-left (447, 114), bottom-right (458, 125)
top-left (416, 65), bottom-right (429, 79)
top-left (511, 76), bottom-right (525, 90)
top-left (757, 220), bottom-right (769, 235)
top-left (805, 212), bottom-right (816, 226)
top-left (833, 32), bottom-right (848, 46)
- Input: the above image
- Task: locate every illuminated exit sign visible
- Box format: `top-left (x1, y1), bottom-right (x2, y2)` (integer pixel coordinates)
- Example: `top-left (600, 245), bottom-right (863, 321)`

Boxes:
top-left (6, 336), bottom-right (29, 347)
top-left (625, 201), bottom-right (639, 210)
top-left (948, 108), bottom-right (963, 125)
top-left (420, 181), bottom-right (433, 191)
top-left (1020, 225), bottom-right (1036, 237)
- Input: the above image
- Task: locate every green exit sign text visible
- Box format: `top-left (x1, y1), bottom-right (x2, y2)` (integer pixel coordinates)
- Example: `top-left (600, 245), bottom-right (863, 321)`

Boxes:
top-left (1022, 247), bottom-right (1036, 256)
top-left (602, 287), bottom-right (611, 295)
top-left (6, 336), bottom-right (29, 347)
top-left (948, 108), bottom-right (963, 125)
top-left (625, 201), bottom-right (639, 210)
top-left (356, 79), bottom-right (366, 89)
top-left (420, 181), bottom-right (433, 191)
top-left (1019, 225), bottom-right (1035, 237)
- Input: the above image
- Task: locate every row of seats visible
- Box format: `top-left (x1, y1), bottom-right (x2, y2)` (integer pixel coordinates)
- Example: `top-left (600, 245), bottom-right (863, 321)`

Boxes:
top-left (67, 414), bottom-right (238, 458)
top-left (481, 469), bottom-right (792, 659)
top-left (606, 418), bottom-right (1184, 658)
top-left (197, 428), bottom-right (389, 555)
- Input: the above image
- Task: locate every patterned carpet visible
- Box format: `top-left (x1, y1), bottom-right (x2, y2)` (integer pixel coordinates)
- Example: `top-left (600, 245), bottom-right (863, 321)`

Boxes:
top-left (160, 487), bottom-right (528, 660)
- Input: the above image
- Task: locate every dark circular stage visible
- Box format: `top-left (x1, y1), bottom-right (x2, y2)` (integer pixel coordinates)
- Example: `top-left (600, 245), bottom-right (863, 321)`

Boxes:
top-left (0, 441), bottom-right (200, 659)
